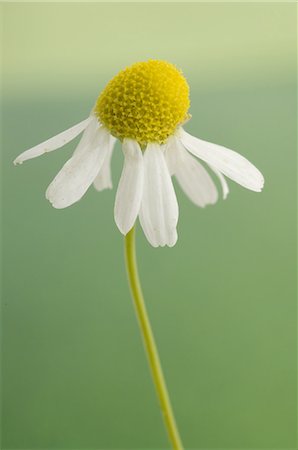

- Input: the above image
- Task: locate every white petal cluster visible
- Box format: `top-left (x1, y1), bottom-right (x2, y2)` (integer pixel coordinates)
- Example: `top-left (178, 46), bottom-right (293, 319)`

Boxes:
top-left (14, 114), bottom-right (264, 247)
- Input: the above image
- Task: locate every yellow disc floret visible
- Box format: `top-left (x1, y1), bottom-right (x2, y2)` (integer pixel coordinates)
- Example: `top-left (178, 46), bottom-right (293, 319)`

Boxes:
top-left (94, 60), bottom-right (190, 145)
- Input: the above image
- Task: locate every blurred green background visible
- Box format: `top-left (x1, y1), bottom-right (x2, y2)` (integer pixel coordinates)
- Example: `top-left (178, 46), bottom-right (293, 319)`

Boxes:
top-left (2, 2), bottom-right (297, 449)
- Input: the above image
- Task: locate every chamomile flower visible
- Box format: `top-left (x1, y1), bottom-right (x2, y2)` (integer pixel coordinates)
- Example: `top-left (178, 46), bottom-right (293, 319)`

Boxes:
top-left (14, 60), bottom-right (264, 247)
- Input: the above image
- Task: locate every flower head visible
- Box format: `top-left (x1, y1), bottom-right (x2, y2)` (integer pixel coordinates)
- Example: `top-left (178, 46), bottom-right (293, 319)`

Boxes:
top-left (95, 60), bottom-right (190, 145)
top-left (14, 59), bottom-right (264, 247)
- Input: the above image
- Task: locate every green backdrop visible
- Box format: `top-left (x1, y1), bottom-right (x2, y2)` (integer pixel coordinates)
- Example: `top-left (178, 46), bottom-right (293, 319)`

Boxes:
top-left (2, 2), bottom-right (297, 449)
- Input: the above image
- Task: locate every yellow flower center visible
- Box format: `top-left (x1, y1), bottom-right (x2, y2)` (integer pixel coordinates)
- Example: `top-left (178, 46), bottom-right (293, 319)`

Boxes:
top-left (94, 60), bottom-right (190, 145)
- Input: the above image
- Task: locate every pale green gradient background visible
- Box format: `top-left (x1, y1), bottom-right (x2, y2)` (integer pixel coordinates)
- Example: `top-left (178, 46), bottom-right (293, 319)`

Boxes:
top-left (1, 2), bottom-right (297, 449)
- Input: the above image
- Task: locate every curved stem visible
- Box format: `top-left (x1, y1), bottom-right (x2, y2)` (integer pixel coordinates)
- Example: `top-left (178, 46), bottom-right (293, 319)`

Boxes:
top-left (124, 225), bottom-right (183, 450)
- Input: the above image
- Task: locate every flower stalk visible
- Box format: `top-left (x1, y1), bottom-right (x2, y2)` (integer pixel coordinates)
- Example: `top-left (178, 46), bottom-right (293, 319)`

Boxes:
top-left (124, 225), bottom-right (183, 450)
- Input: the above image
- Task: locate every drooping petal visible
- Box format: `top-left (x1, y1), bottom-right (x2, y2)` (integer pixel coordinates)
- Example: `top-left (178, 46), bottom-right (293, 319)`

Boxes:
top-left (93, 136), bottom-right (117, 191)
top-left (13, 116), bottom-right (92, 165)
top-left (179, 128), bottom-right (264, 192)
top-left (72, 115), bottom-right (100, 157)
top-left (165, 136), bottom-right (218, 207)
top-left (139, 143), bottom-right (178, 247)
top-left (114, 139), bottom-right (144, 235)
top-left (164, 135), bottom-right (180, 176)
top-left (46, 124), bottom-right (110, 209)
top-left (208, 165), bottom-right (229, 199)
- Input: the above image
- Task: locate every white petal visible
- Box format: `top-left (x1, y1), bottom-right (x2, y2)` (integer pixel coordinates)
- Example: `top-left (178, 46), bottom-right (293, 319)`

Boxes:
top-left (93, 136), bottom-right (117, 191)
top-left (114, 139), bottom-right (144, 235)
top-left (72, 115), bottom-right (100, 157)
top-left (46, 125), bottom-right (110, 209)
top-left (209, 165), bottom-right (229, 199)
top-left (166, 136), bottom-right (218, 207)
top-left (139, 143), bottom-right (178, 248)
top-left (164, 135), bottom-right (180, 175)
top-left (13, 116), bottom-right (92, 165)
top-left (179, 129), bottom-right (264, 192)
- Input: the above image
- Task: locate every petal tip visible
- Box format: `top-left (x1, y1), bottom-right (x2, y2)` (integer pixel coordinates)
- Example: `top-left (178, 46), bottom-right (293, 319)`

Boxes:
top-left (45, 189), bottom-right (63, 209)
top-left (94, 183), bottom-right (113, 192)
top-left (13, 157), bottom-right (22, 166)
top-left (167, 230), bottom-right (178, 247)
top-left (115, 215), bottom-right (135, 236)
top-left (252, 175), bottom-right (265, 192)
top-left (46, 197), bottom-right (67, 210)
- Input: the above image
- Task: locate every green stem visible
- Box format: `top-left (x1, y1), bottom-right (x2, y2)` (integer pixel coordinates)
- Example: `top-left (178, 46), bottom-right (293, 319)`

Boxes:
top-left (124, 225), bottom-right (184, 450)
